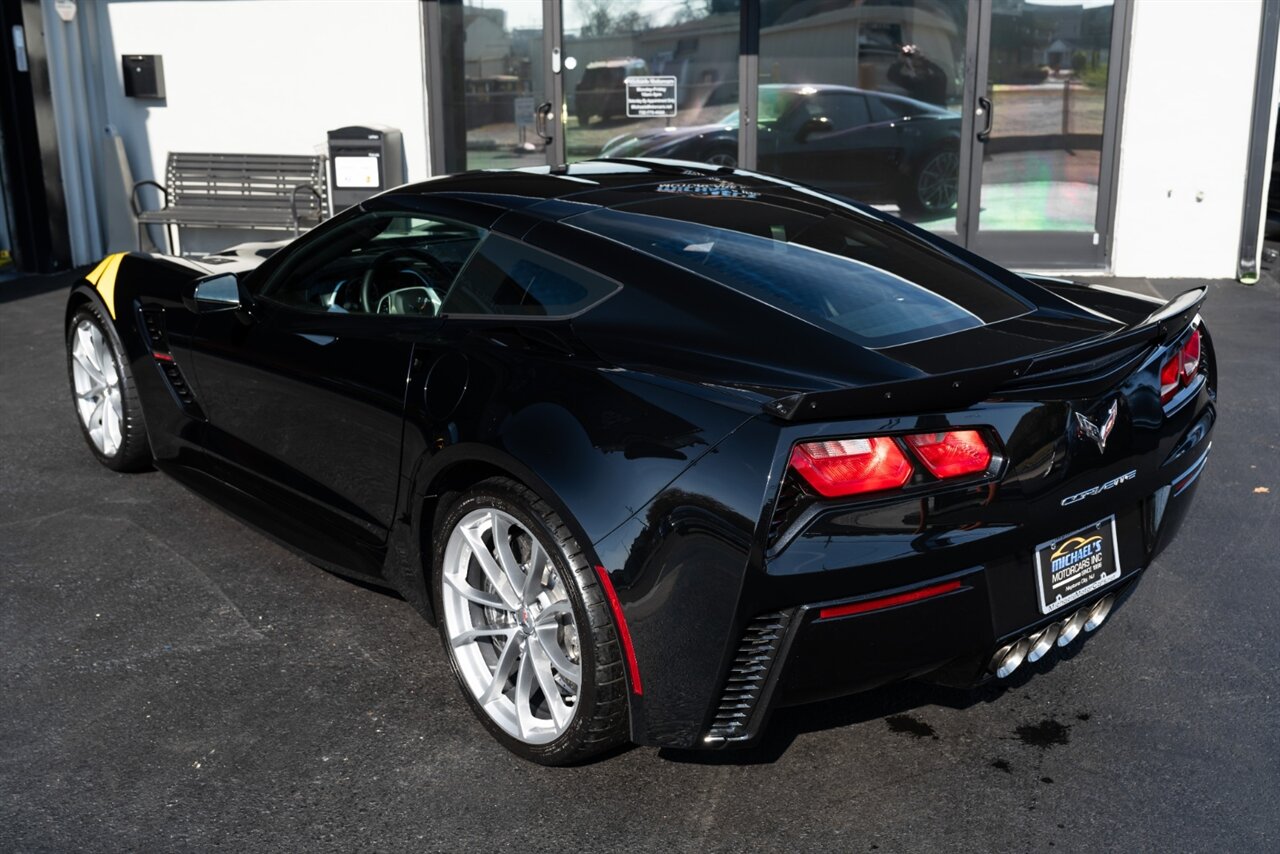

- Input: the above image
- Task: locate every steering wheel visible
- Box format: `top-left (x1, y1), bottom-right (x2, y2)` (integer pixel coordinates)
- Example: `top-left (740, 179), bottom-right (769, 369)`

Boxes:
top-left (360, 248), bottom-right (453, 314)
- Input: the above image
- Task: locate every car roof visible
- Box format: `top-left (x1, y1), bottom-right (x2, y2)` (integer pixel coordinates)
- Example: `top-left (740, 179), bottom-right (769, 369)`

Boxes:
top-left (758, 83), bottom-right (953, 116)
top-left (388, 159), bottom-right (888, 227)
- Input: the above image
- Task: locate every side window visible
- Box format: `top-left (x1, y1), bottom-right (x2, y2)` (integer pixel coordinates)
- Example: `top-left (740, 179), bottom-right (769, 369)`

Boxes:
top-left (440, 234), bottom-right (620, 318)
top-left (868, 95), bottom-right (900, 123)
top-left (261, 213), bottom-right (484, 316)
top-left (811, 93), bottom-right (871, 131)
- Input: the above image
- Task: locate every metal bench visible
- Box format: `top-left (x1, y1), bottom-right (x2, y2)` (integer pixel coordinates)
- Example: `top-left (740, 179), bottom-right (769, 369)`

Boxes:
top-left (131, 152), bottom-right (328, 253)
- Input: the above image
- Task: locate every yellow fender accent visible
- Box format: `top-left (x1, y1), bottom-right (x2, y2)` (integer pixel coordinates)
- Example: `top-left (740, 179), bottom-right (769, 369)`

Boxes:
top-left (84, 252), bottom-right (126, 319)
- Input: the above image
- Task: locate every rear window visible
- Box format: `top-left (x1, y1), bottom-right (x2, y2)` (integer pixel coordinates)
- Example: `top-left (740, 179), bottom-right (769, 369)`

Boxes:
top-left (567, 203), bottom-right (1029, 348)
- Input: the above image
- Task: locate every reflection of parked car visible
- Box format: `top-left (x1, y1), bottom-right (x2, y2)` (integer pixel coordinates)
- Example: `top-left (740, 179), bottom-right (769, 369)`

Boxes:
top-left (601, 84), bottom-right (962, 215)
top-left (575, 58), bottom-right (649, 126)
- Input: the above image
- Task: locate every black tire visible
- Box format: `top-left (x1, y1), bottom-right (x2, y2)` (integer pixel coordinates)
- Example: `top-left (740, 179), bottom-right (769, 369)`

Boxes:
top-left (66, 300), bottom-right (151, 472)
top-left (704, 144), bottom-right (738, 168)
top-left (432, 476), bottom-right (629, 765)
top-left (900, 148), bottom-right (960, 216)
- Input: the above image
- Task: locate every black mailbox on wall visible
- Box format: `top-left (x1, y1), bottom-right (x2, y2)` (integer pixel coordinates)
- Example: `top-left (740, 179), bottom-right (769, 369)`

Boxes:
top-left (122, 55), bottom-right (165, 99)
top-left (327, 126), bottom-right (404, 212)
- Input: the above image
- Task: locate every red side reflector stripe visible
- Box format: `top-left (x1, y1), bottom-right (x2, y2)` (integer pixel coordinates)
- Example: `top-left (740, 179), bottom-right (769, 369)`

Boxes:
top-left (594, 566), bottom-right (643, 695)
top-left (817, 579), bottom-right (964, 620)
top-left (153, 352), bottom-right (174, 362)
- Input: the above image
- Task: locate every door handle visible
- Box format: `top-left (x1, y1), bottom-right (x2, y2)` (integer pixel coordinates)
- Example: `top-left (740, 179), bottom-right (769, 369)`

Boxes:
top-left (976, 96), bottom-right (993, 143)
top-left (535, 101), bottom-right (553, 144)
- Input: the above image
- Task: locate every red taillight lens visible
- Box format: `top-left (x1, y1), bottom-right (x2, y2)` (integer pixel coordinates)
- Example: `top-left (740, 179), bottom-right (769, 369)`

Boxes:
top-left (905, 430), bottom-right (992, 478)
top-left (1160, 327), bottom-right (1201, 404)
top-left (1180, 328), bottom-right (1201, 382)
top-left (1159, 355), bottom-right (1181, 404)
top-left (789, 437), bottom-right (913, 498)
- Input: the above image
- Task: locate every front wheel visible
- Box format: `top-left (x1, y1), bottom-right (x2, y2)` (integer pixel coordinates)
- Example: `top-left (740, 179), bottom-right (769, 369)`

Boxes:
top-left (434, 477), bottom-right (629, 764)
top-left (704, 146), bottom-right (738, 168)
top-left (66, 302), bottom-right (151, 472)
top-left (902, 148), bottom-right (960, 216)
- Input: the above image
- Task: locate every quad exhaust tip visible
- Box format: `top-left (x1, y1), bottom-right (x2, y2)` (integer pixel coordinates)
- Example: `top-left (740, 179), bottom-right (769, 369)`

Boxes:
top-left (990, 594), bottom-right (1116, 678)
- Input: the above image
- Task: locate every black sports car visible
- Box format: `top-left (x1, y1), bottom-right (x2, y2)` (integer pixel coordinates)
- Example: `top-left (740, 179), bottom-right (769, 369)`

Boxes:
top-left (66, 159), bottom-right (1214, 765)
top-left (600, 84), bottom-right (962, 215)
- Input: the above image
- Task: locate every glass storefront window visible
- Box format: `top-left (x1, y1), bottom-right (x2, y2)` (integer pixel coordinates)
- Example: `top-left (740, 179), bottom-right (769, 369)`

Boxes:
top-left (562, 1), bottom-right (741, 167)
top-left (440, 1), bottom-right (550, 173)
top-left (977, 0), bottom-right (1115, 233)
top-left (757, 0), bottom-right (969, 234)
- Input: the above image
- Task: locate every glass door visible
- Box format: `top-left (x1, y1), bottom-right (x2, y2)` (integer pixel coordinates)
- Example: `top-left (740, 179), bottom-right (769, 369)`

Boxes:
top-left (433, 0), bottom-right (559, 173)
top-left (965, 0), bottom-right (1122, 267)
top-left (755, 0), bottom-right (976, 240)
top-left (559, 1), bottom-right (741, 168)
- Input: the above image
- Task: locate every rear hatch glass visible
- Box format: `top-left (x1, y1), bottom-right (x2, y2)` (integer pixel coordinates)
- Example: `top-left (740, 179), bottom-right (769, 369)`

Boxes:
top-left (566, 198), bottom-right (1031, 349)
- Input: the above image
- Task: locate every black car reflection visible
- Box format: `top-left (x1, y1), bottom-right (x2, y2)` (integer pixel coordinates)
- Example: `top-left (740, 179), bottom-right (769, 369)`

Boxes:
top-left (601, 83), bottom-right (961, 215)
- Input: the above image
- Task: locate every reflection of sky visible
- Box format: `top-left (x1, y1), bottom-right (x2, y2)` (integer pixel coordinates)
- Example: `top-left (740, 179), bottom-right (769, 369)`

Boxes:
top-left (467, 0), bottom-right (714, 35)
top-left (471, 0), bottom-right (1115, 32)
top-left (1025, 0), bottom-right (1113, 7)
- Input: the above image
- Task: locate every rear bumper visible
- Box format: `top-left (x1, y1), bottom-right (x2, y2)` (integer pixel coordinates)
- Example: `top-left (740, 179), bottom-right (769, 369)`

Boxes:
top-left (700, 416), bottom-right (1213, 749)
top-left (701, 445), bottom-right (1208, 742)
top-left (599, 332), bottom-right (1217, 751)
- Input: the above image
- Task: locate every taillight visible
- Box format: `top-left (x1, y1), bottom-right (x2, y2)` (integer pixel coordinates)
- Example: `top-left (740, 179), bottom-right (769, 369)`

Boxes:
top-left (905, 430), bottom-right (992, 478)
top-left (1180, 328), bottom-right (1201, 382)
top-left (789, 429), bottom-right (994, 498)
top-left (789, 437), bottom-right (912, 498)
top-left (1159, 355), bottom-right (1181, 404)
top-left (1160, 327), bottom-right (1201, 405)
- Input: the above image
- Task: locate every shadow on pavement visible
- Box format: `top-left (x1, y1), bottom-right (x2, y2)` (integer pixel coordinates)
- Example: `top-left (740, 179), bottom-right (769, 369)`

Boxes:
top-left (0, 268), bottom-right (88, 305)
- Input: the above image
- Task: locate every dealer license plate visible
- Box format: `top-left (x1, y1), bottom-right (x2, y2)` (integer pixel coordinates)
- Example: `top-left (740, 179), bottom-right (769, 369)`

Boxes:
top-left (1034, 516), bottom-right (1121, 615)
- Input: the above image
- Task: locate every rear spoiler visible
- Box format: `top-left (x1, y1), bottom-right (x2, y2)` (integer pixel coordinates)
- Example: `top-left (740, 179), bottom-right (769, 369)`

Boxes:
top-left (763, 286), bottom-right (1208, 421)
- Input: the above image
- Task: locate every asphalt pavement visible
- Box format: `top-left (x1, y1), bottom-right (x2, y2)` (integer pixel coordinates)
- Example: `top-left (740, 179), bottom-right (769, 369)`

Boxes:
top-left (1, 267), bottom-right (1277, 852)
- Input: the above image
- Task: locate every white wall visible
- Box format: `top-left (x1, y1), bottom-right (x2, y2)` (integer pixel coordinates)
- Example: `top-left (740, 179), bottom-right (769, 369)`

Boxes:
top-left (1111, 0), bottom-right (1264, 278)
top-left (100, 0), bottom-right (430, 205)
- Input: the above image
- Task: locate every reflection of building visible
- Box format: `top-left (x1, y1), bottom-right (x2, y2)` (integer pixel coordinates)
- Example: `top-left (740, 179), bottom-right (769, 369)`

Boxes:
top-left (990, 0), bottom-right (1112, 82)
top-left (566, 12), bottom-right (740, 116)
top-left (463, 7), bottom-right (511, 79)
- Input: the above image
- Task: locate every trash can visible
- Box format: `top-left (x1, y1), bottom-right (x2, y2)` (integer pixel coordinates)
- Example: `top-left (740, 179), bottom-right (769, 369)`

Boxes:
top-left (327, 125), bottom-right (405, 213)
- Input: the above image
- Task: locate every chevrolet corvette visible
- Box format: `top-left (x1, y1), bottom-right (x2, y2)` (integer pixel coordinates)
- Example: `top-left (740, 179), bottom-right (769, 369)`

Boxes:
top-left (65, 159), bottom-right (1215, 764)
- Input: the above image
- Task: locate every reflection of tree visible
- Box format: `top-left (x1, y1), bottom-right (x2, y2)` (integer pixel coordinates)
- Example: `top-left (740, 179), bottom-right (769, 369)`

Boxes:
top-left (576, 0), bottom-right (649, 36)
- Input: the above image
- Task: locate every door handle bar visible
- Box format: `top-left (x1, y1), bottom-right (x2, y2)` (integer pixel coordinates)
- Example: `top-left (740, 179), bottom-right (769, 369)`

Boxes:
top-left (535, 101), bottom-right (553, 144)
top-left (976, 96), bottom-right (993, 143)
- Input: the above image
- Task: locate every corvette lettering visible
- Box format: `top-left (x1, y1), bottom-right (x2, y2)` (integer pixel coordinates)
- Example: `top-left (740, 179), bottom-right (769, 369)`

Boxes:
top-left (1061, 470), bottom-right (1138, 506)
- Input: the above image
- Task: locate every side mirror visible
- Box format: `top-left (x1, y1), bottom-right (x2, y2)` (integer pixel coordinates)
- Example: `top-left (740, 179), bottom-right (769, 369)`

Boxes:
top-left (797, 116), bottom-right (833, 142)
top-left (185, 273), bottom-right (245, 313)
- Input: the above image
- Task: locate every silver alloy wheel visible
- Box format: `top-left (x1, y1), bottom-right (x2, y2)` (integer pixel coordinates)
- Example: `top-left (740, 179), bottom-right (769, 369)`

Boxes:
top-left (706, 151), bottom-right (738, 167)
top-left (70, 318), bottom-right (124, 457)
top-left (917, 151), bottom-right (960, 212)
top-left (441, 507), bottom-right (581, 744)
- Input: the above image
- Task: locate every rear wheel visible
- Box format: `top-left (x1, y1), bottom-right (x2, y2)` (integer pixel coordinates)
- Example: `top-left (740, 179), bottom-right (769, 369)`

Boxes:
top-left (66, 302), bottom-right (150, 472)
top-left (434, 477), bottom-right (628, 764)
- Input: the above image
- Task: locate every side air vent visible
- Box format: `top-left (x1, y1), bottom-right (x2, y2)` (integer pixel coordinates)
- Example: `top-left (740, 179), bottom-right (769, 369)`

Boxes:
top-left (138, 307), bottom-right (204, 418)
top-left (767, 476), bottom-right (805, 545)
top-left (140, 308), bottom-right (170, 352)
top-left (704, 610), bottom-right (794, 745)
